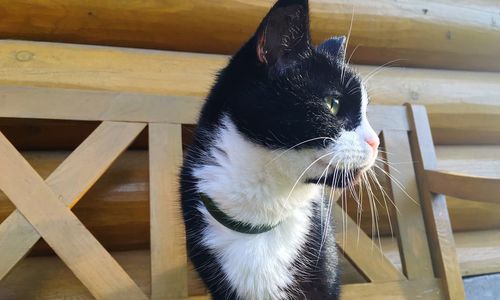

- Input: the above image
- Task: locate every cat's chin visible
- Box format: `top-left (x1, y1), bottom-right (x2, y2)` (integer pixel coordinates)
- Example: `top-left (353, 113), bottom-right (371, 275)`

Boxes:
top-left (306, 168), bottom-right (363, 188)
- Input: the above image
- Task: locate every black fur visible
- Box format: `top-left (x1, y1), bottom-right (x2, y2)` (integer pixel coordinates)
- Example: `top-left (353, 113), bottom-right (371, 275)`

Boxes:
top-left (180, 0), bottom-right (365, 298)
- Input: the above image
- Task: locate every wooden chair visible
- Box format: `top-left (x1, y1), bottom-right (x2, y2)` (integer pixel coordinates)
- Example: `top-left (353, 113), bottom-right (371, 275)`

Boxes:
top-left (0, 84), bottom-right (485, 299)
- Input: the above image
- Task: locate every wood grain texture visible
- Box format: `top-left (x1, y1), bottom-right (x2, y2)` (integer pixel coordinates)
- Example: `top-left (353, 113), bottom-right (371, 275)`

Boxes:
top-left (334, 202), bottom-right (405, 282)
top-left (380, 229), bottom-right (500, 278)
top-left (407, 104), bottom-right (465, 300)
top-left (0, 130), bottom-right (147, 299)
top-left (3, 227), bottom-right (498, 300)
top-left (426, 170), bottom-right (500, 204)
top-left (0, 40), bottom-right (499, 108)
top-left (0, 1), bottom-right (499, 71)
top-left (341, 278), bottom-right (444, 300)
top-left (2, 145), bottom-right (500, 255)
top-left (0, 85), bottom-right (409, 132)
top-left (382, 130), bottom-right (433, 280)
top-left (0, 122), bottom-right (145, 280)
top-left (149, 123), bottom-right (188, 299)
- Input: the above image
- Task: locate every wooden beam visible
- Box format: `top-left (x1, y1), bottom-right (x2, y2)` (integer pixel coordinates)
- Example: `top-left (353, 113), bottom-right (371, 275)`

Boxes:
top-left (1, 1), bottom-right (499, 71)
top-left (406, 104), bottom-right (465, 300)
top-left (0, 129), bottom-right (147, 299)
top-left (380, 229), bottom-right (500, 278)
top-left (0, 40), bottom-right (499, 108)
top-left (0, 85), bottom-right (201, 124)
top-left (0, 85), bottom-right (409, 131)
top-left (149, 123), bottom-right (188, 299)
top-left (334, 202), bottom-right (405, 282)
top-left (382, 130), bottom-right (433, 280)
top-left (426, 170), bottom-right (500, 205)
top-left (341, 278), bottom-right (444, 300)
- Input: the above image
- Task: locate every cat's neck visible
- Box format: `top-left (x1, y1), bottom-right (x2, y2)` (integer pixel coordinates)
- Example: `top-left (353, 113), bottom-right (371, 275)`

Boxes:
top-left (192, 116), bottom-right (321, 226)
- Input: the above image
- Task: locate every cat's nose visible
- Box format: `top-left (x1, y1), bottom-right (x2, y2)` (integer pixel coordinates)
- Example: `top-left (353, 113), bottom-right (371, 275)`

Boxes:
top-left (366, 137), bottom-right (380, 151)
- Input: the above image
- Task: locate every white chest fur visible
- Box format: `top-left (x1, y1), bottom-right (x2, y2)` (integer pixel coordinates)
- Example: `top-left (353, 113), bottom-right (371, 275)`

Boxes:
top-left (192, 117), bottom-right (322, 300)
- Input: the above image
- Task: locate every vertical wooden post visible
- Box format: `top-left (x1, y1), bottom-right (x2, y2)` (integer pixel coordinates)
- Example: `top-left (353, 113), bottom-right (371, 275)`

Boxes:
top-left (382, 130), bottom-right (434, 280)
top-left (149, 123), bottom-right (188, 299)
top-left (406, 104), bottom-right (465, 300)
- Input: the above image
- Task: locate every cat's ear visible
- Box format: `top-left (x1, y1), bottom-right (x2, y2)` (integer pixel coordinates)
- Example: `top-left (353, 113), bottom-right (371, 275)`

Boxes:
top-left (317, 36), bottom-right (346, 59)
top-left (255, 0), bottom-right (311, 67)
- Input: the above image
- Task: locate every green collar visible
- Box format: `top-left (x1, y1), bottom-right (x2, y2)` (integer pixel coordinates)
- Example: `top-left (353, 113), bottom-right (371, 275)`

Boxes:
top-left (200, 193), bottom-right (280, 234)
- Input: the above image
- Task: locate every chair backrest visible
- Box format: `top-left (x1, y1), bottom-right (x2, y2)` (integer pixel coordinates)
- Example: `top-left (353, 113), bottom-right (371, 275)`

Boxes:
top-left (0, 85), bottom-right (465, 299)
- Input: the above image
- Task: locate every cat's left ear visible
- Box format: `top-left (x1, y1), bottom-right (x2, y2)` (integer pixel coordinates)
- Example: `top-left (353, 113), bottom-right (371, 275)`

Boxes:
top-left (317, 36), bottom-right (346, 59)
top-left (255, 0), bottom-right (311, 68)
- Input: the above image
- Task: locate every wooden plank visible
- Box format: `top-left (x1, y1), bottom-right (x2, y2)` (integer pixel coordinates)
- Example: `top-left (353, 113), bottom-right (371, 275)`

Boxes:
top-left (382, 130), bottom-right (433, 280)
top-left (429, 104), bottom-right (500, 145)
top-left (380, 229), bottom-right (500, 278)
top-left (341, 278), bottom-right (444, 300)
top-left (0, 122), bottom-right (145, 280)
top-left (149, 123), bottom-right (188, 299)
top-left (0, 40), bottom-right (500, 108)
top-left (406, 104), bottom-right (465, 300)
top-left (1, 1), bottom-right (500, 71)
top-left (0, 85), bottom-right (409, 131)
top-left (0, 132), bottom-right (147, 299)
top-left (426, 170), bottom-right (500, 204)
top-left (334, 202), bottom-right (405, 282)
top-left (0, 85), bottom-right (201, 124)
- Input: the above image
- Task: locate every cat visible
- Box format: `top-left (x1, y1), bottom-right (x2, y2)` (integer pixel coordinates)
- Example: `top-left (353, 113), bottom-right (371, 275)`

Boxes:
top-left (179, 0), bottom-right (379, 299)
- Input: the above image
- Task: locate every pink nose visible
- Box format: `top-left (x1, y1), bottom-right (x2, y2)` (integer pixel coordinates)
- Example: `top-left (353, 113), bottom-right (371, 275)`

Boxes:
top-left (366, 137), bottom-right (380, 151)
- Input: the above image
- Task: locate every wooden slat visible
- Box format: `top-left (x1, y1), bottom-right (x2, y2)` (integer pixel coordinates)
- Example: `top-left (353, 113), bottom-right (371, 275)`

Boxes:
top-left (0, 132), bottom-right (147, 299)
top-left (341, 278), bottom-right (444, 300)
top-left (0, 122), bottom-right (145, 280)
top-left (1, 40), bottom-right (500, 108)
top-left (1, 1), bottom-right (500, 71)
top-left (380, 229), bottom-right (500, 278)
top-left (426, 170), bottom-right (500, 205)
top-left (429, 104), bottom-right (500, 145)
top-left (0, 85), bottom-right (201, 124)
top-left (334, 202), bottom-right (405, 282)
top-left (406, 104), bottom-right (465, 300)
top-left (0, 85), bottom-right (409, 131)
top-left (149, 123), bottom-right (188, 299)
top-left (382, 130), bottom-right (433, 279)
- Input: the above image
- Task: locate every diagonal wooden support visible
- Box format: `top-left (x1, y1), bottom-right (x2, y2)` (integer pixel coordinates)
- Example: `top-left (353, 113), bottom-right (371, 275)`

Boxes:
top-left (334, 200), bottom-right (405, 283)
top-left (0, 123), bottom-right (148, 299)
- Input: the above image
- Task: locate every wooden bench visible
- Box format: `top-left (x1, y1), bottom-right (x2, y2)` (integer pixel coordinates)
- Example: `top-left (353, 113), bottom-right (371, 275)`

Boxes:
top-left (0, 84), bottom-right (484, 299)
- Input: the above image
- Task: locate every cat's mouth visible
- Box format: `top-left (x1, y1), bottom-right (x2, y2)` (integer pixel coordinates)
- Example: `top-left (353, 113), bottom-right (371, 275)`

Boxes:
top-left (306, 168), bottom-right (362, 188)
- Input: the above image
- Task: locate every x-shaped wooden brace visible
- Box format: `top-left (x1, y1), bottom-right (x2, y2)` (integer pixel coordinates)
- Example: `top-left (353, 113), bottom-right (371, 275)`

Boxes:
top-left (0, 121), bottom-right (148, 299)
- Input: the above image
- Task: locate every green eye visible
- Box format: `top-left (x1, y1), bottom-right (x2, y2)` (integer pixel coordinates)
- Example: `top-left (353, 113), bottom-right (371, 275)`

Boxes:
top-left (325, 96), bottom-right (340, 115)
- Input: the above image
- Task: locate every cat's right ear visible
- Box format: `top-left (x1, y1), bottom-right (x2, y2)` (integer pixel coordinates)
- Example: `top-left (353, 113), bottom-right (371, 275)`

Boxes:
top-left (255, 0), bottom-right (311, 68)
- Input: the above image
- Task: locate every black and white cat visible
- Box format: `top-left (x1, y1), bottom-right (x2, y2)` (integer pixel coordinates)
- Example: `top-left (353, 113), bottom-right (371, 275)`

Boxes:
top-left (180, 0), bottom-right (379, 299)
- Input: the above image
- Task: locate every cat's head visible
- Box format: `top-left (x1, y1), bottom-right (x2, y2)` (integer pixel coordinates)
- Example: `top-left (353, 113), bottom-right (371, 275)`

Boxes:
top-left (208, 0), bottom-right (379, 188)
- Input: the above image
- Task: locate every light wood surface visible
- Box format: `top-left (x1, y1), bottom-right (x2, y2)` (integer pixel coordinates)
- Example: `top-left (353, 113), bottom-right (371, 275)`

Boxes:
top-left (149, 124), bottom-right (188, 299)
top-left (2, 226), bottom-right (497, 300)
top-left (334, 202), bottom-right (405, 282)
top-left (426, 170), bottom-right (500, 205)
top-left (407, 105), bottom-right (465, 300)
top-left (0, 40), bottom-right (499, 107)
top-left (0, 122), bottom-right (145, 280)
top-left (380, 229), bottom-right (500, 278)
top-left (0, 131), bottom-right (147, 299)
top-left (382, 130), bottom-right (433, 280)
top-left (1, 1), bottom-right (499, 71)
top-left (341, 279), bottom-right (444, 300)
top-left (2, 145), bottom-right (499, 255)
top-left (0, 85), bottom-right (409, 132)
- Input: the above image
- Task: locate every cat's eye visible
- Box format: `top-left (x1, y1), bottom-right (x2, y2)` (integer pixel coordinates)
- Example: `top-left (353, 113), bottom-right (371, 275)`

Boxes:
top-left (325, 96), bottom-right (340, 115)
